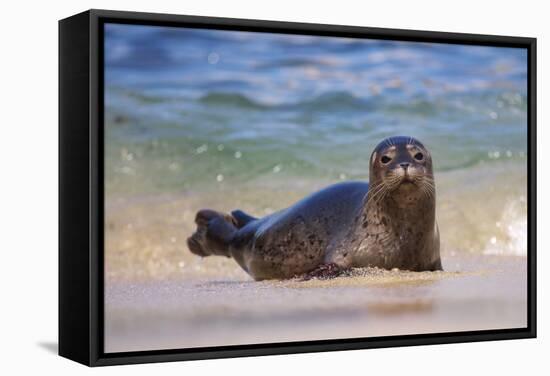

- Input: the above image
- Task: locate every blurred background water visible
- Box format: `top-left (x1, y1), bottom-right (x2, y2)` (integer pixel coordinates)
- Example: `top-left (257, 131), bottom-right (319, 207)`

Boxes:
top-left (104, 23), bottom-right (528, 282)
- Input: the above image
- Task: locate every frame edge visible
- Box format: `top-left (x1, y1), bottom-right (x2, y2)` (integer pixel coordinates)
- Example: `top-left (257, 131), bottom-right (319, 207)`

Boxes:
top-left (58, 10), bottom-right (93, 366)
top-left (60, 8), bottom-right (537, 367)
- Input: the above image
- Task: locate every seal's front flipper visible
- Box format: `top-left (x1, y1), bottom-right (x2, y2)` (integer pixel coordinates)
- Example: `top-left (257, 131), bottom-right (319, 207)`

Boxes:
top-left (231, 209), bottom-right (258, 228)
top-left (187, 209), bottom-right (237, 258)
top-left (299, 263), bottom-right (344, 281)
top-left (429, 257), bottom-right (443, 271)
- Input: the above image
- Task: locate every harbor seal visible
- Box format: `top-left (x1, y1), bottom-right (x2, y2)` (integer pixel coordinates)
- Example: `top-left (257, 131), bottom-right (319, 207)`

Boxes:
top-left (187, 136), bottom-right (442, 280)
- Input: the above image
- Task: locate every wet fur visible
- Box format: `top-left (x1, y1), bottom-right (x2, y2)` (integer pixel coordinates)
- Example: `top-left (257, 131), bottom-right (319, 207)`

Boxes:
top-left (187, 136), bottom-right (442, 280)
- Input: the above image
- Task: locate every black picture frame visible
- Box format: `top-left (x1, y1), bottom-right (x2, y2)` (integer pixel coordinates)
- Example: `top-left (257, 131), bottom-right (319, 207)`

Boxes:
top-left (59, 9), bottom-right (537, 367)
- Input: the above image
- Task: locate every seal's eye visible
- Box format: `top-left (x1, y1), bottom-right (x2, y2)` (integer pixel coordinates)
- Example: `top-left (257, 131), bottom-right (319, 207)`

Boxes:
top-left (381, 156), bottom-right (392, 164)
top-left (414, 152), bottom-right (424, 161)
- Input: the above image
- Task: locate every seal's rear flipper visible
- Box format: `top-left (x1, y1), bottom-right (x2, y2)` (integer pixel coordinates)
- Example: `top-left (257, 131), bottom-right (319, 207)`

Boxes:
top-left (231, 209), bottom-right (258, 228)
top-left (187, 209), bottom-right (238, 258)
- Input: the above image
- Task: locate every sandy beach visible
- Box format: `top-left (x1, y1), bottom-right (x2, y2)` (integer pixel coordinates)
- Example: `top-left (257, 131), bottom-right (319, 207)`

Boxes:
top-left (104, 167), bottom-right (527, 352)
top-left (104, 253), bottom-right (526, 352)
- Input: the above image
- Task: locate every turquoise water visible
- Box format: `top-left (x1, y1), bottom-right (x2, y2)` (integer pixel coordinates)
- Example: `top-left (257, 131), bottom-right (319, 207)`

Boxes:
top-left (104, 24), bottom-right (527, 195)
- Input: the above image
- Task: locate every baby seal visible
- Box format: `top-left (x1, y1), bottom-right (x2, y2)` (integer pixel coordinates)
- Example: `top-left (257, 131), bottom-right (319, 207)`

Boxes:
top-left (187, 136), bottom-right (442, 280)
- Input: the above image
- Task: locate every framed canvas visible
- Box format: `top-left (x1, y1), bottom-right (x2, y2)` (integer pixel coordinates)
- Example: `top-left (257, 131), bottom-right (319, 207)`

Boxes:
top-left (59, 9), bottom-right (537, 366)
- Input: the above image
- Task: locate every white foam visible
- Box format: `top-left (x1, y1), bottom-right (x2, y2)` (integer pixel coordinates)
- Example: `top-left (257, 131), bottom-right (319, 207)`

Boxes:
top-left (483, 199), bottom-right (527, 256)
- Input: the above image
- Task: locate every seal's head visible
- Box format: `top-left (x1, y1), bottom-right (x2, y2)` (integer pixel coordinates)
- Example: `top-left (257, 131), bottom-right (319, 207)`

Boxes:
top-left (368, 136), bottom-right (435, 205)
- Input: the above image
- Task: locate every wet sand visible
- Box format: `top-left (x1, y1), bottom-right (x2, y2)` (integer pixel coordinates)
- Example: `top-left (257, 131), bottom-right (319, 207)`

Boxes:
top-left (104, 164), bottom-right (527, 353)
top-left (105, 254), bottom-right (526, 352)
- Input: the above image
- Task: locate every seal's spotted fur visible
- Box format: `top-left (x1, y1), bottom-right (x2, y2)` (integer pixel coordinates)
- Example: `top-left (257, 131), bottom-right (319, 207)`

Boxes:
top-left (188, 136), bottom-right (442, 280)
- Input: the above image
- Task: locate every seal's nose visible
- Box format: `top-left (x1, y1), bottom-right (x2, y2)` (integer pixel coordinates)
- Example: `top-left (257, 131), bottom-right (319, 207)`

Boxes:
top-left (400, 162), bottom-right (410, 170)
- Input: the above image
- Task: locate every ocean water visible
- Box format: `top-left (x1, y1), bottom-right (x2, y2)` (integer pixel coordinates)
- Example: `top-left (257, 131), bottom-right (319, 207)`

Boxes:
top-left (104, 23), bottom-right (528, 262)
